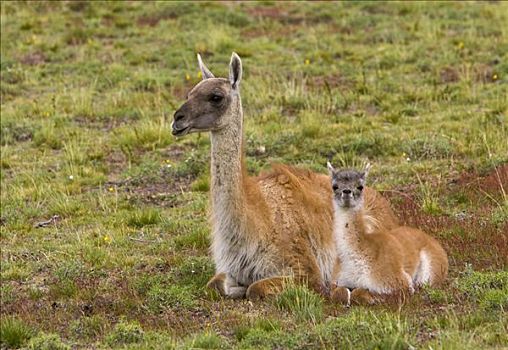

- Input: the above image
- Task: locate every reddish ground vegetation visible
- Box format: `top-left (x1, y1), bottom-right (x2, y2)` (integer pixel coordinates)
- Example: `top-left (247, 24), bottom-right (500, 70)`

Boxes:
top-left (456, 163), bottom-right (508, 200)
top-left (245, 6), bottom-right (289, 21)
top-left (383, 164), bottom-right (508, 272)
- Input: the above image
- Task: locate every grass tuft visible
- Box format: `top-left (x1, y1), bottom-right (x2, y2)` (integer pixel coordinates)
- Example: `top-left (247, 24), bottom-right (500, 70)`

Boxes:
top-left (127, 208), bottom-right (161, 228)
top-left (0, 317), bottom-right (33, 349)
top-left (106, 319), bottom-right (145, 347)
top-left (185, 331), bottom-right (226, 350)
top-left (275, 284), bottom-right (323, 322)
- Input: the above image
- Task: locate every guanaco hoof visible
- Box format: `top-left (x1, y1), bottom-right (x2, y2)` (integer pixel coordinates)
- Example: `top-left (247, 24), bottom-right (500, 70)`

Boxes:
top-left (350, 288), bottom-right (378, 306)
top-left (206, 273), bottom-right (227, 296)
top-left (246, 277), bottom-right (287, 300)
top-left (330, 286), bottom-right (351, 306)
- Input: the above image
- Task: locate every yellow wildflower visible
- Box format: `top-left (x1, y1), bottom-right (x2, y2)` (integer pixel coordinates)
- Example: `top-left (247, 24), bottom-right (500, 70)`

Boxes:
top-left (185, 73), bottom-right (191, 81)
top-left (304, 59), bottom-right (310, 65)
top-left (103, 235), bottom-right (112, 244)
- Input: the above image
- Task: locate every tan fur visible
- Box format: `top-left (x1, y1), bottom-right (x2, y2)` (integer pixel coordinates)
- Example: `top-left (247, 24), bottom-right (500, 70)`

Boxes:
top-left (173, 53), bottom-right (400, 299)
top-left (331, 207), bottom-right (448, 304)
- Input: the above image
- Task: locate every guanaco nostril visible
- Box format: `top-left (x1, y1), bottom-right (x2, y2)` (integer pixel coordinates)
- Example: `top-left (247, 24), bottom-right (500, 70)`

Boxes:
top-left (342, 189), bottom-right (351, 195)
top-left (174, 112), bottom-right (185, 122)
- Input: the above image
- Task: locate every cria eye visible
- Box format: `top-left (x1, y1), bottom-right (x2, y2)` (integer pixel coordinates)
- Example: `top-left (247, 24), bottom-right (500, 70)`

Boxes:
top-left (357, 185), bottom-right (364, 191)
top-left (210, 94), bottom-right (223, 102)
top-left (332, 184), bottom-right (339, 191)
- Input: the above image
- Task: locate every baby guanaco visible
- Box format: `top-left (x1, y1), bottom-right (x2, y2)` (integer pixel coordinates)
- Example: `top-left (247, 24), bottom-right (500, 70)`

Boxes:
top-left (327, 163), bottom-right (448, 305)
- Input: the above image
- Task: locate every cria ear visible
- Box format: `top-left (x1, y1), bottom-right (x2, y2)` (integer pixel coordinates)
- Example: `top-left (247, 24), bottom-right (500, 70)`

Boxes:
top-left (362, 163), bottom-right (372, 179)
top-left (327, 161), bottom-right (335, 175)
top-left (229, 52), bottom-right (242, 90)
top-left (197, 53), bottom-right (215, 80)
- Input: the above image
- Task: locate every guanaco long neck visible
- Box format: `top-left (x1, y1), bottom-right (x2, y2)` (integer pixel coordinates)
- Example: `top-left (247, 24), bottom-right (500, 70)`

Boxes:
top-left (210, 95), bottom-right (247, 222)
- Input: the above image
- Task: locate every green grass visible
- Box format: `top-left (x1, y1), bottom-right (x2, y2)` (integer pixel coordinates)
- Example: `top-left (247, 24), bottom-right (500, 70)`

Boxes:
top-left (275, 285), bottom-right (324, 323)
top-left (0, 317), bottom-right (33, 349)
top-left (1, 1), bottom-right (507, 349)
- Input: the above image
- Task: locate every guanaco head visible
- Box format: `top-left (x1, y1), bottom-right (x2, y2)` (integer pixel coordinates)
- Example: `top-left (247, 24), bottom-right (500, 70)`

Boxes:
top-left (172, 52), bottom-right (243, 136)
top-left (327, 162), bottom-right (371, 210)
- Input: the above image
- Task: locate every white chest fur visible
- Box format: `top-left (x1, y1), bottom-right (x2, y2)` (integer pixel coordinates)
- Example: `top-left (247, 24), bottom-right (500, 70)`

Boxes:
top-left (333, 207), bottom-right (391, 294)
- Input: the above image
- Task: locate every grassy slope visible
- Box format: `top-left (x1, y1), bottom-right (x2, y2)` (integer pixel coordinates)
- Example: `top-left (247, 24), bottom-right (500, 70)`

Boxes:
top-left (1, 2), bottom-right (507, 349)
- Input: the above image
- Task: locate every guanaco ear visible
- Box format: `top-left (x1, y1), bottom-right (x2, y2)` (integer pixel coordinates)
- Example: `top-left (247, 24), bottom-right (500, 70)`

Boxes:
top-left (197, 53), bottom-right (215, 80)
top-left (229, 52), bottom-right (242, 90)
top-left (327, 161), bottom-right (335, 175)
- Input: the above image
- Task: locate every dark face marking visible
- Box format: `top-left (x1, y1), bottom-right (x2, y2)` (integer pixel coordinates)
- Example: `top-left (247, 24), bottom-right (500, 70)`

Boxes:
top-left (172, 78), bottom-right (232, 136)
top-left (331, 169), bottom-right (366, 209)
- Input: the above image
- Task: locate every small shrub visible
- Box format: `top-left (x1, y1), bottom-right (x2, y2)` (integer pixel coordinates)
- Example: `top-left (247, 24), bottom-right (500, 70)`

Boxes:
top-left (186, 331), bottom-right (226, 349)
top-left (479, 289), bottom-right (508, 311)
top-left (70, 315), bottom-right (105, 340)
top-left (28, 333), bottom-right (70, 350)
top-left (423, 286), bottom-right (448, 304)
top-left (456, 269), bottom-right (508, 310)
top-left (275, 285), bottom-right (323, 322)
top-left (106, 319), bottom-right (144, 347)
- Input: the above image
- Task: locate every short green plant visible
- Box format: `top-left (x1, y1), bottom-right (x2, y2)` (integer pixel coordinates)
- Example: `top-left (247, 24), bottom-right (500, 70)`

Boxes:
top-left (275, 284), bottom-right (323, 322)
top-left (28, 333), bottom-right (70, 350)
top-left (106, 319), bottom-right (145, 347)
top-left (185, 331), bottom-right (226, 349)
top-left (0, 317), bottom-right (33, 349)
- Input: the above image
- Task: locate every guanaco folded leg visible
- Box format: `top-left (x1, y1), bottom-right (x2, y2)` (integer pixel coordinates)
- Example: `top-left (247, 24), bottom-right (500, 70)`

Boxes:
top-left (330, 286), bottom-right (352, 306)
top-left (206, 273), bottom-right (246, 299)
top-left (207, 273), bottom-right (227, 295)
top-left (246, 276), bottom-right (292, 300)
top-left (350, 288), bottom-right (379, 305)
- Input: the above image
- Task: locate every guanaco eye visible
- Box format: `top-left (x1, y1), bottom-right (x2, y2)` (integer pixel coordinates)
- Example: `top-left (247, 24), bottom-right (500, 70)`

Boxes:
top-left (332, 184), bottom-right (339, 191)
top-left (357, 185), bottom-right (364, 191)
top-left (210, 94), bottom-right (223, 102)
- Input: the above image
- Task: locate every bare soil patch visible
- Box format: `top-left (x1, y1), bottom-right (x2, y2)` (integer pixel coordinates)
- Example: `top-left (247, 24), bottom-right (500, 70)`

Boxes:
top-left (73, 115), bottom-right (133, 131)
top-left (107, 167), bottom-right (196, 208)
top-left (20, 51), bottom-right (47, 66)
top-left (308, 73), bottom-right (354, 91)
top-left (440, 66), bottom-right (460, 83)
